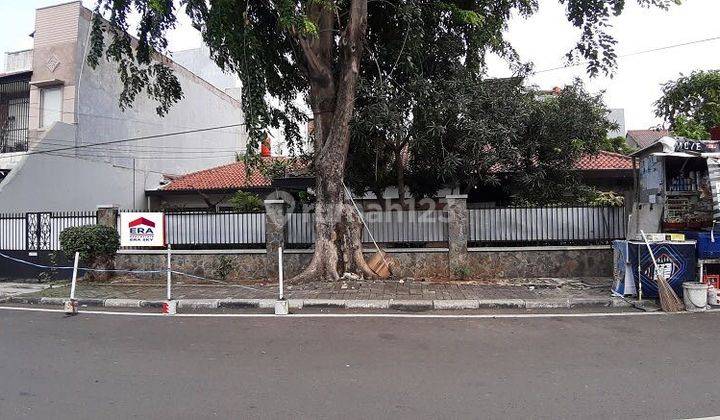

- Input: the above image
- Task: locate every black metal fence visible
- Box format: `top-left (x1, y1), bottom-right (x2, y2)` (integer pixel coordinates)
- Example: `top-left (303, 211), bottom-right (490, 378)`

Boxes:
top-left (0, 211), bottom-right (97, 251)
top-left (0, 212), bottom-right (25, 250)
top-left (468, 206), bottom-right (626, 246)
top-left (164, 210), bottom-right (265, 249)
top-left (286, 210), bottom-right (448, 247)
top-left (0, 206), bottom-right (627, 252)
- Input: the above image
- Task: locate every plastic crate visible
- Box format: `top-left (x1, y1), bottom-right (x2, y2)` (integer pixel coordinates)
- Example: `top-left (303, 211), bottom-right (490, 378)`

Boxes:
top-left (703, 274), bottom-right (720, 289)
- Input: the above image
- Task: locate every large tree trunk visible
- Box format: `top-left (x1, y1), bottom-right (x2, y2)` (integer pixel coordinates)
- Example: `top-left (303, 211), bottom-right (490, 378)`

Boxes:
top-left (290, 0), bottom-right (373, 283)
top-left (291, 165), bottom-right (377, 283)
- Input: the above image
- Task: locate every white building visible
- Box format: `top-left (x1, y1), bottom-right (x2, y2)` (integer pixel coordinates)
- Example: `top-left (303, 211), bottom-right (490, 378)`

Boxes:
top-left (0, 1), bottom-right (247, 211)
top-left (607, 108), bottom-right (626, 139)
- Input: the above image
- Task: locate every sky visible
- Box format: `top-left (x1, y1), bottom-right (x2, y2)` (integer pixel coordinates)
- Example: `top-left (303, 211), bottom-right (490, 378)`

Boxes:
top-left (1, 0), bottom-right (719, 132)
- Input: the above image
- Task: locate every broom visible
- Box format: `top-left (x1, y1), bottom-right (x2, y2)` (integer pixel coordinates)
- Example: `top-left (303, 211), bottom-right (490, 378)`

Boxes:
top-left (640, 231), bottom-right (684, 312)
top-left (342, 181), bottom-right (391, 278)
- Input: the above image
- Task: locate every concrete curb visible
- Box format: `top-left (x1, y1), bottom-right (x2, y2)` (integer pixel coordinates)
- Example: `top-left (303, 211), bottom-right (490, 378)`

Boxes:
top-left (477, 299), bottom-right (525, 309)
top-left (433, 300), bottom-right (480, 310)
top-left (303, 299), bottom-right (346, 308)
top-left (346, 300), bottom-right (390, 309)
top-left (178, 299), bottom-right (220, 309)
top-left (389, 300), bottom-right (434, 312)
top-left (218, 299), bottom-right (262, 309)
top-left (105, 299), bottom-right (142, 308)
top-left (4, 296), bottom-right (628, 311)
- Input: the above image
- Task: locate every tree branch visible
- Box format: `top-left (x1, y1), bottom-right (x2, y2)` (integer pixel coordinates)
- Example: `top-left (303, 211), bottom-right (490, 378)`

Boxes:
top-left (320, 0), bottom-right (368, 164)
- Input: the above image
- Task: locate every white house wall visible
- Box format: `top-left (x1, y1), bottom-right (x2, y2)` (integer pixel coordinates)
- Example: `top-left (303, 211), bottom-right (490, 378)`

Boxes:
top-left (0, 2), bottom-right (249, 212)
top-left (74, 9), bottom-right (247, 175)
top-left (0, 123), bottom-right (161, 212)
top-left (171, 45), bottom-right (240, 96)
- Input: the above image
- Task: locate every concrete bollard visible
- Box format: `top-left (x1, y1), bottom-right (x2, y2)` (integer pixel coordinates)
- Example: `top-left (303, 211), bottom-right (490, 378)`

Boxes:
top-left (162, 300), bottom-right (177, 315)
top-left (64, 299), bottom-right (78, 315)
top-left (274, 300), bottom-right (289, 315)
top-left (274, 247), bottom-right (289, 315)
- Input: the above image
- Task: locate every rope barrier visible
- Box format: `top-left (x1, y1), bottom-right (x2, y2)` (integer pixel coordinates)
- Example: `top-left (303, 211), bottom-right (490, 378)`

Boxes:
top-left (170, 270), bottom-right (272, 295)
top-left (0, 251), bottom-right (165, 274)
top-left (0, 251), bottom-right (272, 295)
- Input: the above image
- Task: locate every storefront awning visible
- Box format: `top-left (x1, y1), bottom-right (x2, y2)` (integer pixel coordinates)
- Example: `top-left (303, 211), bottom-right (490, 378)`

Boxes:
top-left (649, 152), bottom-right (699, 158)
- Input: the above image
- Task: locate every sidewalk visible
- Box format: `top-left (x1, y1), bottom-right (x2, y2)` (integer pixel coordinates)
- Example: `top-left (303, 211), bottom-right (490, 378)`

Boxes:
top-left (0, 282), bottom-right (51, 297)
top-left (3, 277), bottom-right (629, 310)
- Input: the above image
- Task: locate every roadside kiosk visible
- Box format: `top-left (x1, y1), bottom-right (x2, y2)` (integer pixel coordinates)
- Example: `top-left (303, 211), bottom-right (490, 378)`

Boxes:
top-left (616, 136), bottom-right (720, 298)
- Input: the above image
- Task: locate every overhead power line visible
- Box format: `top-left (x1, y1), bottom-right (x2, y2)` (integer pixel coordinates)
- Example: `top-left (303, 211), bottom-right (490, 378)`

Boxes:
top-left (35, 139), bottom-right (247, 155)
top-left (532, 35), bottom-right (720, 75)
top-left (45, 151), bottom-right (241, 161)
top-left (14, 104), bottom-right (247, 137)
top-left (16, 123), bottom-right (246, 157)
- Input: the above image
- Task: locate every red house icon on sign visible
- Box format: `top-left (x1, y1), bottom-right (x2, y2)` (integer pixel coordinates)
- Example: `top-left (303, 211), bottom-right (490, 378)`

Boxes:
top-left (129, 217), bottom-right (156, 228)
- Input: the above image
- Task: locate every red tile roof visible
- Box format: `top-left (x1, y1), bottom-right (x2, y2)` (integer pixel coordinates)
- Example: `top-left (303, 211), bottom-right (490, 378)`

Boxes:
top-left (576, 150), bottom-right (632, 170)
top-left (627, 129), bottom-right (670, 149)
top-left (162, 151), bottom-right (630, 193)
top-left (161, 161), bottom-right (272, 192)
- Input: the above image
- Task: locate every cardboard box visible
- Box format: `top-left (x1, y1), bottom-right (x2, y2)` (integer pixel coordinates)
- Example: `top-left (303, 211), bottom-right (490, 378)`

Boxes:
top-left (634, 233), bottom-right (686, 242)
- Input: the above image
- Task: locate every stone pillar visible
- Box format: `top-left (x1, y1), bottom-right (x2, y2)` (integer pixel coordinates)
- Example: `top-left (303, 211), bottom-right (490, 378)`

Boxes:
top-left (96, 205), bottom-right (119, 229)
top-left (95, 205), bottom-right (119, 281)
top-left (445, 195), bottom-right (468, 276)
top-left (265, 199), bottom-right (286, 280)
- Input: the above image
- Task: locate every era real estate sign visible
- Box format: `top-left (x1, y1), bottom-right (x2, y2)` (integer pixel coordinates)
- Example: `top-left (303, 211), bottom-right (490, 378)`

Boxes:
top-left (120, 213), bottom-right (166, 247)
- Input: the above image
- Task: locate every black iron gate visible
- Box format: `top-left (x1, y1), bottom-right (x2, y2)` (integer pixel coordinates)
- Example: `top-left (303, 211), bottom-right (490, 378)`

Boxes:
top-left (25, 212), bottom-right (52, 251)
top-left (0, 211), bottom-right (96, 280)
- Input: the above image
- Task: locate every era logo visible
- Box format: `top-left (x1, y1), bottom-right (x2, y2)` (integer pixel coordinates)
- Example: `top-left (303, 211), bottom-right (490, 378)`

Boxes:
top-left (128, 217), bottom-right (156, 241)
top-left (130, 227), bottom-right (154, 234)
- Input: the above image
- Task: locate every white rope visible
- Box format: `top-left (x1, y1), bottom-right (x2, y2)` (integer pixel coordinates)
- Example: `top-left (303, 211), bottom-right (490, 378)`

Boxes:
top-left (341, 180), bottom-right (390, 270)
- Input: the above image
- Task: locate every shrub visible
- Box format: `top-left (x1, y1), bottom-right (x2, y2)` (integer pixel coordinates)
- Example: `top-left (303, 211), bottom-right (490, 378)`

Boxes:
top-left (452, 265), bottom-right (472, 280)
top-left (590, 191), bottom-right (624, 207)
top-left (59, 225), bottom-right (120, 264)
top-left (38, 252), bottom-right (59, 283)
top-left (229, 190), bottom-right (264, 212)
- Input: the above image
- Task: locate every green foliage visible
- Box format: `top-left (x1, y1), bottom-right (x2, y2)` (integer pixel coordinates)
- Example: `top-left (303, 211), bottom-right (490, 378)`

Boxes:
top-left (599, 136), bottom-right (633, 154)
top-left (213, 256), bottom-right (235, 281)
top-left (452, 265), bottom-right (473, 280)
top-left (513, 185), bottom-right (624, 207)
top-left (87, 0), bottom-right (673, 164)
top-left (362, 77), bottom-right (612, 204)
top-left (59, 225), bottom-right (120, 263)
top-left (589, 191), bottom-right (624, 207)
top-left (655, 70), bottom-right (720, 133)
top-left (38, 252), bottom-right (60, 283)
top-left (228, 191), bottom-right (264, 212)
top-left (504, 80), bottom-right (614, 204)
top-left (297, 190), bottom-right (316, 206)
top-left (261, 159), bottom-right (290, 180)
top-left (672, 115), bottom-right (710, 140)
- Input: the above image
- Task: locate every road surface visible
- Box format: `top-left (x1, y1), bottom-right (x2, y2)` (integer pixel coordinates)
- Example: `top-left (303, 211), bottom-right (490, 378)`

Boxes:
top-left (0, 308), bottom-right (718, 419)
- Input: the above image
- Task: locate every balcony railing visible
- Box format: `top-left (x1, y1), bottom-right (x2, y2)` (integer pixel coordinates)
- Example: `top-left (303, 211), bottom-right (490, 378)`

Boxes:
top-left (0, 78), bottom-right (30, 153)
top-left (4, 50), bottom-right (33, 74)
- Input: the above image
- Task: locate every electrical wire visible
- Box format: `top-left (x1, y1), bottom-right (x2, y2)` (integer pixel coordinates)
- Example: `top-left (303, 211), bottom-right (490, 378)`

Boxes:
top-left (33, 140), bottom-right (247, 155)
top-left (33, 136), bottom-right (246, 151)
top-left (13, 103), bottom-right (247, 136)
top-left (11, 122), bottom-right (247, 157)
top-left (46, 151), bottom-right (241, 160)
top-left (531, 35), bottom-right (720, 75)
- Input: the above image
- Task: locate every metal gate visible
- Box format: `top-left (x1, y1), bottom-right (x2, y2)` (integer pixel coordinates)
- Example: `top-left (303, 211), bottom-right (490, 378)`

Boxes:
top-left (25, 212), bottom-right (52, 251)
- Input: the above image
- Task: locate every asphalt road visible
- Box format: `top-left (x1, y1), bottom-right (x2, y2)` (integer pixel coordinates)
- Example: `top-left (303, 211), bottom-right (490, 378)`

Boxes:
top-left (1, 309), bottom-right (719, 419)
